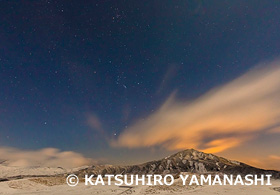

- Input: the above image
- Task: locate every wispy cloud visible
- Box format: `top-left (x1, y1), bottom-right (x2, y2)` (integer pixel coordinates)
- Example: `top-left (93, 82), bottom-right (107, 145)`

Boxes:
top-left (269, 155), bottom-right (280, 160)
top-left (112, 61), bottom-right (280, 154)
top-left (267, 126), bottom-right (280, 134)
top-left (87, 113), bottom-right (105, 134)
top-left (244, 155), bottom-right (280, 171)
top-left (0, 147), bottom-right (93, 168)
top-left (157, 64), bottom-right (180, 94)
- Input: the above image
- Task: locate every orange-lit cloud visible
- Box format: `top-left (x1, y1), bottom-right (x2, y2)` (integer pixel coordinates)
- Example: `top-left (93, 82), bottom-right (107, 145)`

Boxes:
top-left (112, 61), bottom-right (280, 154)
top-left (269, 155), bottom-right (280, 160)
top-left (244, 155), bottom-right (280, 171)
top-left (0, 147), bottom-right (93, 168)
top-left (201, 137), bottom-right (243, 153)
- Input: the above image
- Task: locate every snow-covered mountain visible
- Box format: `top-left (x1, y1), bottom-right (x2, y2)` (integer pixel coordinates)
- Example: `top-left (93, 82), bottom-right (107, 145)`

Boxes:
top-left (1, 148), bottom-right (279, 182)
top-left (76, 149), bottom-right (280, 178)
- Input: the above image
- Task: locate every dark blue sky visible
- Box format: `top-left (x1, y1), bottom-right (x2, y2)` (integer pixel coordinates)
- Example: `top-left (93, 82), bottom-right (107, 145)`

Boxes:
top-left (1, 0), bottom-right (280, 163)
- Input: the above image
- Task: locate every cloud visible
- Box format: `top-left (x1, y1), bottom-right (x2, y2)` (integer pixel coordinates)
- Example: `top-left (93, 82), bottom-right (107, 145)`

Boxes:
top-left (112, 61), bottom-right (280, 154)
top-left (87, 113), bottom-right (104, 134)
top-left (269, 155), bottom-right (280, 160)
top-left (245, 155), bottom-right (280, 171)
top-left (157, 64), bottom-right (180, 94)
top-left (0, 147), bottom-right (93, 168)
top-left (267, 126), bottom-right (280, 134)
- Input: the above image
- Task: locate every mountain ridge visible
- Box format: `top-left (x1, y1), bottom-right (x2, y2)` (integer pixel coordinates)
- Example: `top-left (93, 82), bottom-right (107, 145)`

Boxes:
top-left (76, 148), bottom-right (280, 179)
top-left (1, 148), bottom-right (279, 181)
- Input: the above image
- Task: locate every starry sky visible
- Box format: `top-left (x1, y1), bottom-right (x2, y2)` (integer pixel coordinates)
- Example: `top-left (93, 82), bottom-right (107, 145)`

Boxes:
top-left (1, 1), bottom-right (280, 169)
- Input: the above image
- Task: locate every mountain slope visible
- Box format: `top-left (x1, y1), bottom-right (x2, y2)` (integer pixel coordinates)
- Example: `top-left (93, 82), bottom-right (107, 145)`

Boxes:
top-left (76, 149), bottom-right (280, 178)
top-left (1, 149), bottom-right (279, 181)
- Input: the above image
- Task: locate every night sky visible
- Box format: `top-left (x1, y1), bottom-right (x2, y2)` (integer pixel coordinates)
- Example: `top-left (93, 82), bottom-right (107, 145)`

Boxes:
top-left (1, 1), bottom-right (280, 168)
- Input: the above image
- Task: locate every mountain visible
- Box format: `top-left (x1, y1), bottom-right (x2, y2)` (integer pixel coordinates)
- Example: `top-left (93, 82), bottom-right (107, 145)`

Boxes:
top-left (76, 149), bottom-right (280, 178)
top-left (1, 149), bottom-right (279, 182)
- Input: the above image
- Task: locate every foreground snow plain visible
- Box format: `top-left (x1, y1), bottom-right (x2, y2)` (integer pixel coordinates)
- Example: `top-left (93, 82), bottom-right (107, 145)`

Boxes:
top-left (0, 176), bottom-right (279, 195)
top-left (1, 164), bottom-right (279, 195)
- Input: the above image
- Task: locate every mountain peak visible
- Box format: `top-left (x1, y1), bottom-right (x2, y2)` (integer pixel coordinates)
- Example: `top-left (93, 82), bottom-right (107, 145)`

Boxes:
top-left (76, 148), bottom-right (280, 179)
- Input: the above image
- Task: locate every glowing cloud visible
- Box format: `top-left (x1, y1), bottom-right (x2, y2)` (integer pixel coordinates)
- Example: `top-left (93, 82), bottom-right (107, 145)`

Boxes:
top-left (269, 155), bottom-right (280, 160)
top-left (113, 61), bottom-right (280, 153)
top-left (245, 155), bottom-right (280, 171)
top-left (0, 147), bottom-right (93, 168)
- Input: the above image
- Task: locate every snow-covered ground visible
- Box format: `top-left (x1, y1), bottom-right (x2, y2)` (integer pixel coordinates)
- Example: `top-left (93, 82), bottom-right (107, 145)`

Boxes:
top-left (1, 163), bottom-right (279, 195)
top-left (0, 176), bottom-right (279, 195)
